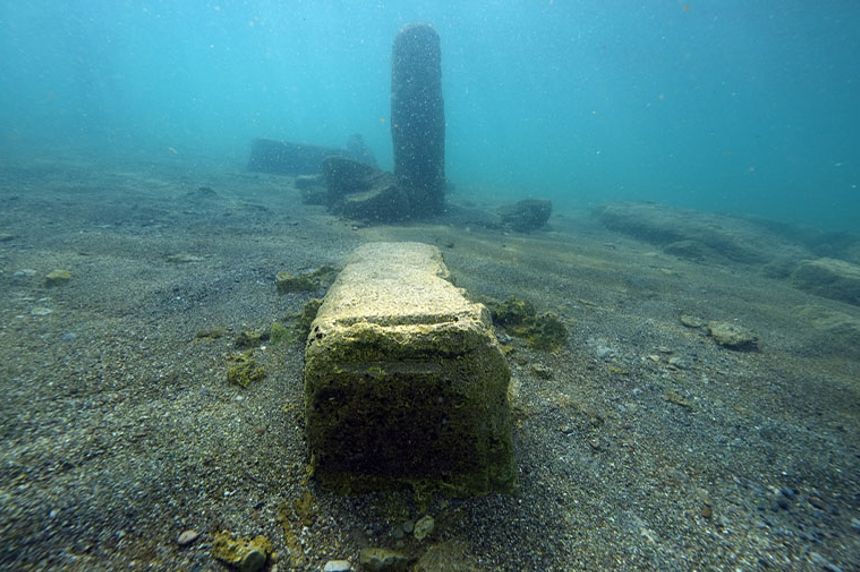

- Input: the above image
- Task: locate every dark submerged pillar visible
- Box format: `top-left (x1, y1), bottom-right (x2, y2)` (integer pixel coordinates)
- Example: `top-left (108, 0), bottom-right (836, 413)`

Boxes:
top-left (391, 24), bottom-right (446, 216)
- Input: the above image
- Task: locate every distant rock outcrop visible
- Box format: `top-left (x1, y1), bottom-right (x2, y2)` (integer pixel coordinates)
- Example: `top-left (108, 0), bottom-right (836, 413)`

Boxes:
top-left (791, 257), bottom-right (860, 306)
top-left (247, 136), bottom-right (377, 176)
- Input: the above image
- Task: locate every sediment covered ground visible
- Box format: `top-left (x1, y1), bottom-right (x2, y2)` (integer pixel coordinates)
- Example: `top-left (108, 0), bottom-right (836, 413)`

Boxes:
top-left (1, 155), bottom-right (858, 571)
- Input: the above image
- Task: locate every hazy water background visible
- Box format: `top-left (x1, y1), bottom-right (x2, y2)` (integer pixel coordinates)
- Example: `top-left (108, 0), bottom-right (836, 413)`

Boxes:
top-left (1, 1), bottom-right (857, 231)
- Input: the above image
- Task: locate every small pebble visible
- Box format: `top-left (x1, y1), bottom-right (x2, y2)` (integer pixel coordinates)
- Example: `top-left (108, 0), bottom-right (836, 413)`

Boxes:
top-left (850, 518), bottom-right (860, 534)
top-left (177, 529), bottom-right (200, 546)
top-left (413, 515), bottom-right (435, 541)
top-left (779, 487), bottom-right (797, 499)
top-left (31, 307), bottom-right (53, 316)
top-left (323, 560), bottom-right (352, 572)
top-left (808, 496), bottom-right (827, 510)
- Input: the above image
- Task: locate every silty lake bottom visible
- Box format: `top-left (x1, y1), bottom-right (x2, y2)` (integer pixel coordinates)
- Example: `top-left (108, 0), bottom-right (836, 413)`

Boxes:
top-left (0, 153), bottom-right (858, 571)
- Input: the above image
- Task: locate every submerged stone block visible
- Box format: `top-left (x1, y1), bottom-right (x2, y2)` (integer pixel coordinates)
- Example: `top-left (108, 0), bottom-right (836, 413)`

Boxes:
top-left (391, 24), bottom-right (446, 216)
top-left (304, 242), bottom-right (515, 495)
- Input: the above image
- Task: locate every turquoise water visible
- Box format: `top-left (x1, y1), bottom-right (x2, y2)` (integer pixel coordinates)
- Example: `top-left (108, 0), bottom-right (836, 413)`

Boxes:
top-left (1, 1), bottom-right (857, 230)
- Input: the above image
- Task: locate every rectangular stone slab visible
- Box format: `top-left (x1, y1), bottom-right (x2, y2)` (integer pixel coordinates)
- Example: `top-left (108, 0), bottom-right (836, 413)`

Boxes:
top-left (304, 242), bottom-right (515, 495)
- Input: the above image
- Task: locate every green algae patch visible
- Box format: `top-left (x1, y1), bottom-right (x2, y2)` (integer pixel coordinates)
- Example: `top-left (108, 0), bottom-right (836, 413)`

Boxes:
top-left (486, 296), bottom-right (568, 351)
top-left (304, 243), bottom-right (516, 496)
top-left (234, 328), bottom-right (268, 349)
top-left (195, 326), bottom-right (227, 340)
top-left (276, 265), bottom-right (338, 294)
top-left (45, 269), bottom-right (72, 287)
top-left (211, 531), bottom-right (273, 572)
top-left (277, 502), bottom-right (306, 568)
top-left (269, 321), bottom-right (290, 344)
top-left (226, 351), bottom-right (266, 388)
top-left (280, 298), bottom-right (323, 344)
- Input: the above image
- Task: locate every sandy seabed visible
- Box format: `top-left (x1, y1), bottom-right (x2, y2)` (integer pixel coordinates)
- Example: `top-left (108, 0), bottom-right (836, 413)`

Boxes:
top-left (1, 153), bottom-right (858, 571)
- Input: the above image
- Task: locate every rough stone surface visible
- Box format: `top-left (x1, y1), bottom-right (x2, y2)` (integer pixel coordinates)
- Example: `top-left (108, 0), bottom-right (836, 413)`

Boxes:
top-left (707, 321), bottom-right (759, 351)
top-left (359, 547), bottom-right (411, 572)
top-left (499, 199), bottom-right (552, 232)
top-left (791, 257), bottom-right (860, 306)
top-left (323, 560), bottom-right (352, 572)
top-left (304, 242), bottom-right (515, 495)
top-left (247, 137), bottom-right (375, 176)
top-left (391, 24), bottom-right (446, 216)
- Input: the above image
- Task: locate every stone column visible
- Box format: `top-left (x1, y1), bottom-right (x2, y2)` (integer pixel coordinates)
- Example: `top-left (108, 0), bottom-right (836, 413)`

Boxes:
top-left (391, 24), bottom-right (446, 216)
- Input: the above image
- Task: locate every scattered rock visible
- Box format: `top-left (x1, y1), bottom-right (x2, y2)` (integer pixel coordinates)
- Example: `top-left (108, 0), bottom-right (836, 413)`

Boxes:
top-left (0, 233), bottom-right (15, 242)
top-left (324, 560), bottom-right (352, 572)
top-left (323, 156), bottom-right (410, 222)
top-left (413, 541), bottom-right (481, 572)
top-left (195, 327), bottom-right (227, 340)
top-left (791, 257), bottom-right (860, 306)
top-left (44, 269), bottom-right (72, 287)
top-left (358, 547), bottom-right (411, 572)
top-left (211, 531), bottom-right (273, 572)
top-left (30, 307), bottom-right (53, 316)
top-left (13, 268), bottom-right (37, 278)
top-left (166, 253), bottom-right (203, 264)
top-left (595, 202), bottom-right (799, 264)
top-left (679, 314), bottom-right (706, 328)
top-left (487, 297), bottom-right (567, 351)
top-left (413, 515), bottom-right (435, 541)
top-left (234, 329), bottom-right (268, 349)
top-left (530, 363), bottom-right (553, 379)
top-left (707, 321), bottom-right (758, 351)
top-left (183, 186), bottom-right (219, 201)
top-left (664, 390), bottom-right (692, 408)
top-left (498, 199), bottom-right (552, 232)
top-left (177, 529), bottom-right (199, 546)
top-left (276, 266), bottom-right (337, 294)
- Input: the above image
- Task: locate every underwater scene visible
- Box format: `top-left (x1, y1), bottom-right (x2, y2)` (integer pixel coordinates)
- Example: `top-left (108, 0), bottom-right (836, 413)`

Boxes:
top-left (1, 2), bottom-right (858, 571)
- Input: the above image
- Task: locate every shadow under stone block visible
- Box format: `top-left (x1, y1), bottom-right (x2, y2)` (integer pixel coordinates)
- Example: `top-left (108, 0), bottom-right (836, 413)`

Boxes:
top-left (391, 24), bottom-right (446, 216)
top-left (304, 242), bottom-right (515, 495)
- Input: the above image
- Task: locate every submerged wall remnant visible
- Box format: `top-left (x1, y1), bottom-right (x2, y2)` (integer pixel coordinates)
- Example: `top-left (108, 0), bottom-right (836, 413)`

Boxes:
top-left (391, 24), bottom-right (446, 216)
top-left (303, 242), bottom-right (515, 495)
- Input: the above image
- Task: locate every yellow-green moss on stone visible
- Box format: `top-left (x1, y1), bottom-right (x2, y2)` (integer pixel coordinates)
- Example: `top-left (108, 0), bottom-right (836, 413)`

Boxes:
top-left (226, 351), bottom-right (266, 388)
top-left (304, 242), bottom-right (516, 496)
top-left (276, 265), bottom-right (338, 294)
top-left (45, 269), bottom-right (72, 287)
top-left (487, 296), bottom-right (567, 351)
top-left (211, 531), bottom-right (273, 572)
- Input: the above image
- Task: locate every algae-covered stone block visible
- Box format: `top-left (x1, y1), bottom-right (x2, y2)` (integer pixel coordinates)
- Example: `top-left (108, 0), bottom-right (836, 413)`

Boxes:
top-left (304, 242), bottom-right (515, 495)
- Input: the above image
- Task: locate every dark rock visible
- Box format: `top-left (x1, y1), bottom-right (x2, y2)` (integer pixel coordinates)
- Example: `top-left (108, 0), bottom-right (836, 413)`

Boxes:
top-left (322, 157), bottom-right (410, 222)
top-left (248, 138), bottom-right (344, 175)
top-left (499, 199), bottom-right (552, 232)
top-left (359, 547), bottom-right (411, 572)
top-left (707, 321), bottom-right (759, 351)
top-left (391, 23), bottom-right (446, 216)
top-left (594, 202), bottom-right (812, 265)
